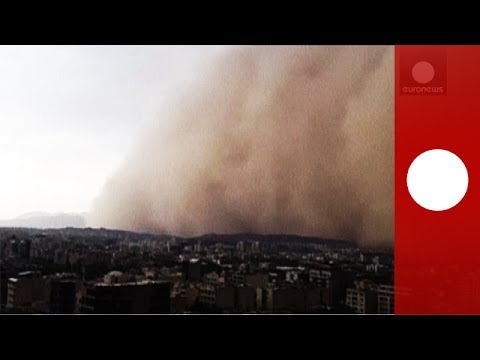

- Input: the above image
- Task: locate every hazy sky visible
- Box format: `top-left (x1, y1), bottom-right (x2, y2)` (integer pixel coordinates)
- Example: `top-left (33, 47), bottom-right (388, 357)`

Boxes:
top-left (0, 45), bottom-right (225, 219)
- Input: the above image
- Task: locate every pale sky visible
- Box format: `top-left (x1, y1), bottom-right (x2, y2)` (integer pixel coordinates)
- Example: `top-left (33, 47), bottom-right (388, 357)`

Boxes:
top-left (0, 45), bottom-right (225, 219)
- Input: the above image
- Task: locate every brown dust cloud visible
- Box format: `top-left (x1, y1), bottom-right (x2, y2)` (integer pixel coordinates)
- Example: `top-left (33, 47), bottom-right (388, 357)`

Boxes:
top-left (89, 46), bottom-right (393, 247)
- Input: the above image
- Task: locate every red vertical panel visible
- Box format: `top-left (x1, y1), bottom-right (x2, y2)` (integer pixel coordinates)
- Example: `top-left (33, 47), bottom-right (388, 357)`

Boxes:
top-left (395, 46), bottom-right (480, 314)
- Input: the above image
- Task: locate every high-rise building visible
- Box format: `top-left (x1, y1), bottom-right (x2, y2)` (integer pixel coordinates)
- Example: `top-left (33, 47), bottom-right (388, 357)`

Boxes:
top-left (50, 279), bottom-right (77, 314)
top-left (267, 286), bottom-right (305, 312)
top-left (229, 272), bottom-right (245, 286)
top-left (310, 267), bottom-right (353, 309)
top-left (7, 271), bottom-right (49, 312)
top-left (194, 241), bottom-right (202, 253)
top-left (184, 259), bottom-right (202, 282)
top-left (304, 287), bottom-right (323, 312)
top-left (256, 287), bottom-right (269, 311)
top-left (1, 239), bottom-right (8, 259)
top-left (203, 272), bottom-right (224, 287)
top-left (10, 239), bottom-right (19, 258)
top-left (236, 285), bottom-right (256, 312)
top-left (1, 275), bottom-right (7, 309)
top-left (346, 280), bottom-right (378, 314)
top-left (79, 281), bottom-right (171, 314)
top-left (215, 286), bottom-right (235, 310)
top-left (19, 239), bottom-right (31, 259)
top-left (377, 285), bottom-right (394, 314)
top-left (245, 273), bottom-right (269, 289)
top-left (199, 284), bottom-right (216, 308)
top-left (251, 241), bottom-right (260, 254)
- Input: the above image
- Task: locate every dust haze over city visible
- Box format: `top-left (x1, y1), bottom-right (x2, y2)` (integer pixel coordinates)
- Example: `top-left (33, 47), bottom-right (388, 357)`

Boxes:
top-left (0, 45), bottom-right (394, 315)
top-left (0, 45), bottom-right (393, 246)
top-left (90, 46), bottom-right (393, 247)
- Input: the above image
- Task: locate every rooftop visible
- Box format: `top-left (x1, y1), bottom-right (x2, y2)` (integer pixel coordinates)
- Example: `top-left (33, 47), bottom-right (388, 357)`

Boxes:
top-left (96, 280), bottom-right (169, 287)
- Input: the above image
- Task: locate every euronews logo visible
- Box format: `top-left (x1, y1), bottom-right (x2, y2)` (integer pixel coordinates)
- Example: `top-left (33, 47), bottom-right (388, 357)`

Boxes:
top-left (400, 49), bottom-right (447, 96)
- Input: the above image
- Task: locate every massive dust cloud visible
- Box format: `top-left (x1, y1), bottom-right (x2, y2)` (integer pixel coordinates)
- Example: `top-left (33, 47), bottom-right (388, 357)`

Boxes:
top-left (89, 46), bottom-right (393, 246)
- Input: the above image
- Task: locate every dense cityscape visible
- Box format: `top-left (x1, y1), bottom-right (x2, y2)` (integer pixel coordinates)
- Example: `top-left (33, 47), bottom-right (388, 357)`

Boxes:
top-left (0, 227), bottom-right (393, 314)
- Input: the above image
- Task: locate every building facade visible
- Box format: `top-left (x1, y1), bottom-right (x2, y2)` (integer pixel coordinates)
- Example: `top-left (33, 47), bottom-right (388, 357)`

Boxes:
top-left (79, 281), bottom-right (171, 314)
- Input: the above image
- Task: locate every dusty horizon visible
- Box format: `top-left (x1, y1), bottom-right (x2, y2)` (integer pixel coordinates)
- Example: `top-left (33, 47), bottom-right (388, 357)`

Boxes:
top-left (89, 46), bottom-right (393, 247)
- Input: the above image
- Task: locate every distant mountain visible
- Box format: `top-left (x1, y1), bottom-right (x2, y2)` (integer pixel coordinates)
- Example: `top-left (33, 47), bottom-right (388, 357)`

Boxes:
top-left (0, 212), bottom-right (87, 229)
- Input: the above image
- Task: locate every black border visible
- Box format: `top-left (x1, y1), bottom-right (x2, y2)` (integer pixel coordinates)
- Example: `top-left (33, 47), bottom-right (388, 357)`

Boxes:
top-left (2, 11), bottom-right (480, 45)
top-left (4, 29), bottom-right (480, 45)
top-left (1, 314), bottom-right (476, 346)
top-left (3, 3), bottom-right (480, 45)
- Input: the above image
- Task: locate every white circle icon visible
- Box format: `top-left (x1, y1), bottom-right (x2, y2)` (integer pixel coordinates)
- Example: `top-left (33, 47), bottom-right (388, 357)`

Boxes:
top-left (407, 149), bottom-right (469, 211)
